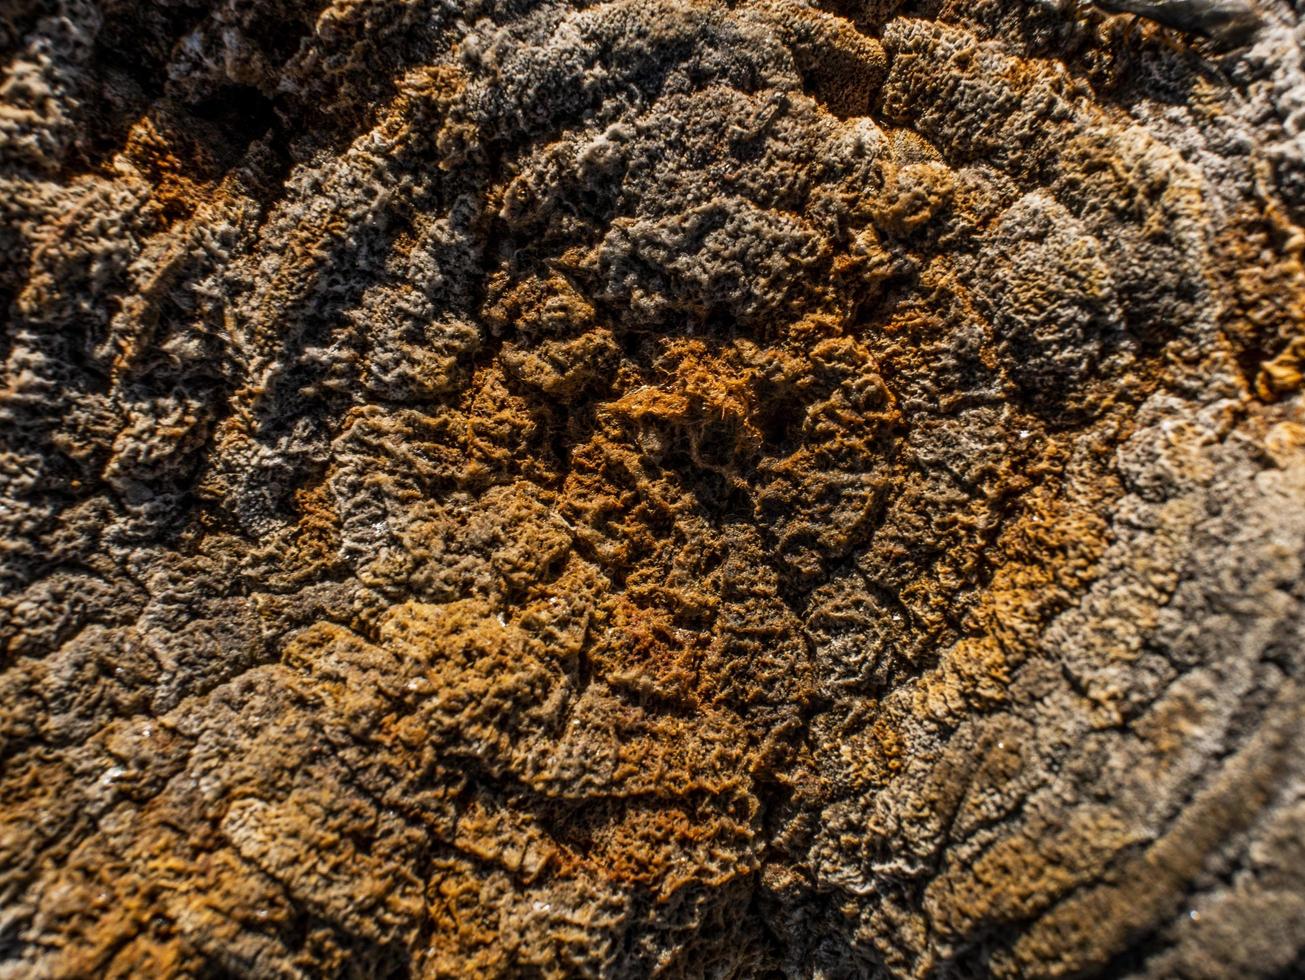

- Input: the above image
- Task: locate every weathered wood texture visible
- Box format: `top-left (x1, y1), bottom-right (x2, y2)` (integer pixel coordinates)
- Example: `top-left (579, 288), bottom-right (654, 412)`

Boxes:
top-left (1, 0), bottom-right (1304, 976)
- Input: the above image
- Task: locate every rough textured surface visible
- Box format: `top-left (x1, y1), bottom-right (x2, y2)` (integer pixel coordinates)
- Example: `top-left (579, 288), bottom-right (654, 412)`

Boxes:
top-left (2, 0), bottom-right (1304, 976)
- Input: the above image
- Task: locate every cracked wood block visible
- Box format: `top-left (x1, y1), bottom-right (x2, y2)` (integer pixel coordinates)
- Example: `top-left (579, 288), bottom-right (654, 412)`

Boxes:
top-left (1, 0), bottom-right (1303, 976)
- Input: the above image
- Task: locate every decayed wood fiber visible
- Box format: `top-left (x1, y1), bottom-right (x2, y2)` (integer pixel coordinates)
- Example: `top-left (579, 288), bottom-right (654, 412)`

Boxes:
top-left (1, 0), bottom-right (1304, 976)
